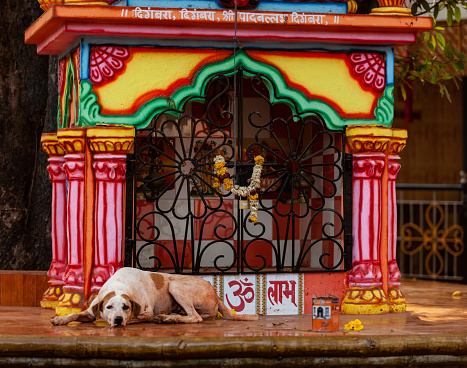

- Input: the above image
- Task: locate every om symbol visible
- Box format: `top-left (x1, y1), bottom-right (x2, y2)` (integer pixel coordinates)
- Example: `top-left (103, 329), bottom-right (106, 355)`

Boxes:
top-left (225, 278), bottom-right (255, 312)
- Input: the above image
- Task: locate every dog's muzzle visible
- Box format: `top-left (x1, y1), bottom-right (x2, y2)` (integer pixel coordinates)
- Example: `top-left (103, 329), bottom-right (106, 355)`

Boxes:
top-left (114, 316), bottom-right (124, 326)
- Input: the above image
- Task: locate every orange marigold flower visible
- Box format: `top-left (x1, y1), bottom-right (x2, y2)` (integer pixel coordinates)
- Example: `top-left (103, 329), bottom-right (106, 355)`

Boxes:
top-left (254, 155), bottom-right (264, 165)
top-left (217, 167), bottom-right (227, 176)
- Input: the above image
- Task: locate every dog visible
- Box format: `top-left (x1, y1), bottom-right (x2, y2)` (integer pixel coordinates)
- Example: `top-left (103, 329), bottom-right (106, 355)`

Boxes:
top-left (51, 268), bottom-right (258, 327)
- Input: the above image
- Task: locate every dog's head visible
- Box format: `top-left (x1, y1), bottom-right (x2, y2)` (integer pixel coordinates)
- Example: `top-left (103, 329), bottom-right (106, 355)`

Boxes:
top-left (92, 292), bottom-right (141, 327)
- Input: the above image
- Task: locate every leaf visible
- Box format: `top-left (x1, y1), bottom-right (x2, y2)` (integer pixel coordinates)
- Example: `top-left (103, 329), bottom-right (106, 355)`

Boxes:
top-left (433, 3), bottom-right (439, 19)
top-left (428, 34), bottom-right (436, 53)
top-left (421, 0), bottom-right (430, 13)
top-left (436, 33), bottom-right (445, 51)
top-left (443, 84), bottom-right (452, 102)
top-left (454, 6), bottom-right (462, 23)
top-left (446, 7), bottom-right (453, 26)
top-left (444, 42), bottom-right (452, 56)
top-left (411, 2), bottom-right (419, 15)
top-left (424, 32), bottom-right (431, 43)
top-left (401, 85), bottom-right (407, 101)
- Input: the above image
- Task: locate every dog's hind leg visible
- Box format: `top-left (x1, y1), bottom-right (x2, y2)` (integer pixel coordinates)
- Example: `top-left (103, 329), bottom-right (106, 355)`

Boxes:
top-left (154, 282), bottom-right (206, 324)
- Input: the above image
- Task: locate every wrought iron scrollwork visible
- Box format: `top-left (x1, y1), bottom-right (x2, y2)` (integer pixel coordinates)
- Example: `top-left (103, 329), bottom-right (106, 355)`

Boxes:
top-left (130, 68), bottom-right (350, 274)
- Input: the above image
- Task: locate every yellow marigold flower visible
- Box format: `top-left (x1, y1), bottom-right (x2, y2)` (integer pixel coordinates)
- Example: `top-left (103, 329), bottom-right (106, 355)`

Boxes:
top-left (212, 179), bottom-right (221, 188)
top-left (344, 319), bottom-right (363, 331)
top-left (249, 194), bottom-right (258, 200)
top-left (254, 155), bottom-right (264, 165)
top-left (250, 216), bottom-right (258, 223)
top-left (214, 162), bottom-right (225, 170)
top-left (217, 167), bottom-right (227, 176)
top-left (224, 179), bottom-right (233, 191)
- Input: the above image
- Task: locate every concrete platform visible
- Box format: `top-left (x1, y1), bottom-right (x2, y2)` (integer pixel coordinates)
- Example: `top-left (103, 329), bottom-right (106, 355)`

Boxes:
top-left (0, 279), bottom-right (466, 367)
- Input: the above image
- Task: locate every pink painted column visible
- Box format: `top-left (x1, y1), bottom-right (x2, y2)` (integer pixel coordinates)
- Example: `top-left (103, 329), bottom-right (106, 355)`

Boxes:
top-left (91, 154), bottom-right (127, 291)
top-left (56, 128), bottom-right (87, 315)
top-left (350, 153), bottom-right (385, 286)
top-left (40, 133), bottom-right (68, 309)
top-left (388, 129), bottom-right (407, 312)
top-left (341, 126), bottom-right (392, 314)
top-left (87, 126), bottom-right (135, 294)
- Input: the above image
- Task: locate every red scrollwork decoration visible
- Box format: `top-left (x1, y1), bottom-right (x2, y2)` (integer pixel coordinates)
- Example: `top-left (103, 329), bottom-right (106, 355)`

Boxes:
top-left (90, 46), bottom-right (130, 86)
top-left (348, 53), bottom-right (386, 93)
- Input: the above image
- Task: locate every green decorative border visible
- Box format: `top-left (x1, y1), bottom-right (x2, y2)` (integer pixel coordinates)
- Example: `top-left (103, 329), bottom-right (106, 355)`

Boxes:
top-left (78, 50), bottom-right (393, 131)
top-left (59, 57), bottom-right (79, 129)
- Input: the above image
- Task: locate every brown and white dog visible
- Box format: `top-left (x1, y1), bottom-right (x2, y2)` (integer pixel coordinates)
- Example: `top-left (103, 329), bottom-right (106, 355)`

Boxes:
top-left (51, 267), bottom-right (258, 327)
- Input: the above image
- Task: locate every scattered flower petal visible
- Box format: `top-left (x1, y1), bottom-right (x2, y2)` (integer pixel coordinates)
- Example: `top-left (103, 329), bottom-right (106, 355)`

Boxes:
top-left (344, 319), bottom-right (364, 331)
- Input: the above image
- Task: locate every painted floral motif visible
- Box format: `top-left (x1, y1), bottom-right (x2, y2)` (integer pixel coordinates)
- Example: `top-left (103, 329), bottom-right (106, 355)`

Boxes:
top-left (89, 46), bottom-right (130, 86)
top-left (348, 53), bottom-right (386, 93)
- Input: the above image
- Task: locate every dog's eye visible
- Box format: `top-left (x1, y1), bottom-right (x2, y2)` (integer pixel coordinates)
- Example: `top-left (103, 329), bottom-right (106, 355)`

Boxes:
top-left (122, 305), bottom-right (130, 311)
top-left (106, 305), bottom-right (113, 310)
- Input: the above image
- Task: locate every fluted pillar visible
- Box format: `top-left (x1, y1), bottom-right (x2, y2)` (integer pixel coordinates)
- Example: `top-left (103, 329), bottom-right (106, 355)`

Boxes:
top-left (87, 126), bottom-right (134, 294)
top-left (40, 133), bottom-right (68, 309)
top-left (56, 128), bottom-right (87, 316)
top-left (342, 126), bottom-right (392, 314)
top-left (388, 129), bottom-right (407, 312)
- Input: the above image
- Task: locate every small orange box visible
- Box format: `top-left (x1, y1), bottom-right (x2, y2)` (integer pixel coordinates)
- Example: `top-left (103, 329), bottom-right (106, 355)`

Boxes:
top-left (312, 297), bottom-right (340, 331)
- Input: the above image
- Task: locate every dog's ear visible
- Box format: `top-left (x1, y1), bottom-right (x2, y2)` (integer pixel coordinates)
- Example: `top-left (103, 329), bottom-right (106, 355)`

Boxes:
top-left (131, 301), bottom-right (141, 318)
top-left (92, 301), bottom-right (102, 318)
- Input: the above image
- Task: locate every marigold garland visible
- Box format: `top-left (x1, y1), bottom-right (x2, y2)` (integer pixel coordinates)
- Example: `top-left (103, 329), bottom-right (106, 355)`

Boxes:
top-left (213, 155), bottom-right (264, 222)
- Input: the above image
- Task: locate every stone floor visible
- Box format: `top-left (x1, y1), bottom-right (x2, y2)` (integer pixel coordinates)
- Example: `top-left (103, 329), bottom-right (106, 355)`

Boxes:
top-left (1, 278), bottom-right (466, 337)
top-left (0, 279), bottom-right (466, 367)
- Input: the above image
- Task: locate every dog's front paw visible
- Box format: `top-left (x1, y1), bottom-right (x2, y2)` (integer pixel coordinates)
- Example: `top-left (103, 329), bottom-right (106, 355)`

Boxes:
top-left (51, 316), bottom-right (67, 326)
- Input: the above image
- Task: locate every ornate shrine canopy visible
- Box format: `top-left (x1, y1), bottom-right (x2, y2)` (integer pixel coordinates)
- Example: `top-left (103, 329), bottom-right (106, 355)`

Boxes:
top-left (25, 2), bottom-right (432, 131)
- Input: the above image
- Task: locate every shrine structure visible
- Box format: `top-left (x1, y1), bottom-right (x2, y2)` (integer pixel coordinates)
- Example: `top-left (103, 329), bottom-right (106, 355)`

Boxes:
top-left (27, 0), bottom-right (431, 317)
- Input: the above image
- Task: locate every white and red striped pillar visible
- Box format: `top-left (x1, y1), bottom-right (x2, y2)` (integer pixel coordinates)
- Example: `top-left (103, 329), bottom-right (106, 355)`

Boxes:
top-left (40, 134), bottom-right (68, 309)
top-left (87, 126), bottom-right (134, 295)
top-left (56, 128), bottom-right (87, 315)
top-left (341, 126), bottom-right (392, 314)
top-left (90, 155), bottom-right (127, 291)
top-left (388, 130), bottom-right (407, 312)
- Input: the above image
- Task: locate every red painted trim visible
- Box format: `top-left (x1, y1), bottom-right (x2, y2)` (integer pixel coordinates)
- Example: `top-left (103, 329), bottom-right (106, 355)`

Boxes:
top-left (25, 6), bottom-right (432, 55)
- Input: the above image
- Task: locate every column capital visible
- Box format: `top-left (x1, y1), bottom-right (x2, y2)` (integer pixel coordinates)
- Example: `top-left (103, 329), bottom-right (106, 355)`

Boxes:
top-left (93, 155), bottom-right (127, 181)
top-left (346, 126), bottom-right (392, 154)
top-left (87, 126), bottom-right (135, 155)
top-left (388, 156), bottom-right (401, 181)
top-left (346, 126), bottom-right (408, 156)
top-left (389, 129), bottom-right (408, 156)
top-left (41, 133), bottom-right (66, 157)
top-left (352, 153), bottom-right (385, 179)
top-left (57, 127), bottom-right (86, 154)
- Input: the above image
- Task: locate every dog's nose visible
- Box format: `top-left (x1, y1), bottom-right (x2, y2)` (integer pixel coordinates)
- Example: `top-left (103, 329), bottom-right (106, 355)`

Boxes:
top-left (114, 316), bottom-right (123, 325)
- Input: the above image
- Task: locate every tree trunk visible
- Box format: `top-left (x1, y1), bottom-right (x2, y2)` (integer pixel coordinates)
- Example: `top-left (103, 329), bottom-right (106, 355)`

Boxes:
top-left (0, 0), bottom-right (56, 270)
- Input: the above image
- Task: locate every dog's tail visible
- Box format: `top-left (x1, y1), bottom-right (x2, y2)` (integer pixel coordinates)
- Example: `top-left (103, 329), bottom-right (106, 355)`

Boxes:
top-left (218, 300), bottom-right (259, 321)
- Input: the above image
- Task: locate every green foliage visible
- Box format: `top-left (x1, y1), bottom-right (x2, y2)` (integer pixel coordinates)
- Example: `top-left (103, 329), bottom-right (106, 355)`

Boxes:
top-left (394, 0), bottom-right (467, 101)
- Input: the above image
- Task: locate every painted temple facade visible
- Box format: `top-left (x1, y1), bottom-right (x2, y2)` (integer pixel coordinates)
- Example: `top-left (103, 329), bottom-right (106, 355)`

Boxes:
top-left (27, 0), bottom-right (431, 317)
